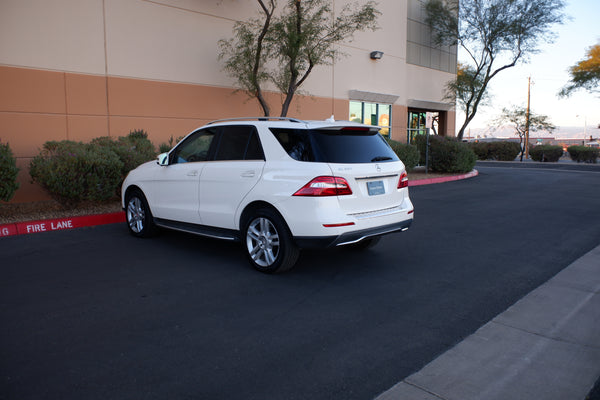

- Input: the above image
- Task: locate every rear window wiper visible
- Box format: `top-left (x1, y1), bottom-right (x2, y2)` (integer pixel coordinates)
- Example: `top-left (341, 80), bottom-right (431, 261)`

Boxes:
top-left (371, 156), bottom-right (393, 162)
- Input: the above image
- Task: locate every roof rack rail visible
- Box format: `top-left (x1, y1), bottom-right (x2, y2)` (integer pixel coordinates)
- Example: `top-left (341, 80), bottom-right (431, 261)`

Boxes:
top-left (206, 117), bottom-right (305, 125)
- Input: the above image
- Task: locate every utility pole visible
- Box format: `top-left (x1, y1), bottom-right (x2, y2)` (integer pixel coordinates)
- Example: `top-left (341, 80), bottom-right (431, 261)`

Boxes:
top-left (525, 76), bottom-right (531, 160)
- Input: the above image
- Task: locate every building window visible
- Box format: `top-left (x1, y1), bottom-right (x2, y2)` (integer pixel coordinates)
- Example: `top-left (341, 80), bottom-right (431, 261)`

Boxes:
top-left (407, 110), bottom-right (440, 144)
top-left (349, 101), bottom-right (392, 137)
top-left (406, 0), bottom-right (457, 73)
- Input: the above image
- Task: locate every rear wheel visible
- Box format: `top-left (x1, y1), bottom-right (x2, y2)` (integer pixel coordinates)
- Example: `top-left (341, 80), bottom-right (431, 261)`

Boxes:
top-left (243, 208), bottom-right (299, 273)
top-left (125, 189), bottom-right (157, 238)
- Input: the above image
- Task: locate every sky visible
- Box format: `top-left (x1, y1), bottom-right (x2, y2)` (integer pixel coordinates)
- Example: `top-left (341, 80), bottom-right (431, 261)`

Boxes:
top-left (456, 0), bottom-right (600, 136)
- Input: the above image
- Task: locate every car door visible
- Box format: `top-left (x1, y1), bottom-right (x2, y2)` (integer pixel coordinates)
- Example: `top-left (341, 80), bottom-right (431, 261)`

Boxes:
top-left (147, 128), bottom-right (217, 224)
top-left (199, 125), bottom-right (265, 230)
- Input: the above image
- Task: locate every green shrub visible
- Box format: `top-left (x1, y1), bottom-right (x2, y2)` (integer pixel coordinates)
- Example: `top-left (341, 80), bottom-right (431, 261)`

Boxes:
top-left (91, 130), bottom-right (156, 179)
top-left (158, 142), bottom-right (172, 154)
top-left (0, 141), bottom-right (19, 202)
top-left (158, 135), bottom-right (184, 154)
top-left (529, 145), bottom-right (563, 162)
top-left (567, 145), bottom-right (599, 163)
top-left (412, 134), bottom-right (428, 164)
top-left (128, 129), bottom-right (150, 140)
top-left (469, 142), bottom-right (490, 160)
top-left (469, 141), bottom-right (521, 161)
top-left (30, 141), bottom-right (123, 207)
top-left (428, 136), bottom-right (476, 173)
top-left (489, 141), bottom-right (521, 161)
top-left (385, 139), bottom-right (419, 171)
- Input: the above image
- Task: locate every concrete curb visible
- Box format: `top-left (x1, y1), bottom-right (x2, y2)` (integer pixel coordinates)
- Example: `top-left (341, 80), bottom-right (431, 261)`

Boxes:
top-left (0, 169), bottom-right (478, 238)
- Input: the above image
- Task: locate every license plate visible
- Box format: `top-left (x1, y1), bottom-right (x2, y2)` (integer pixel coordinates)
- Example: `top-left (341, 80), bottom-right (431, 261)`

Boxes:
top-left (367, 180), bottom-right (385, 196)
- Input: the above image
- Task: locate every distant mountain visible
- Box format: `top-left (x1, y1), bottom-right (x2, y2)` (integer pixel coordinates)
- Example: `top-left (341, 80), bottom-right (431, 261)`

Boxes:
top-left (464, 125), bottom-right (600, 140)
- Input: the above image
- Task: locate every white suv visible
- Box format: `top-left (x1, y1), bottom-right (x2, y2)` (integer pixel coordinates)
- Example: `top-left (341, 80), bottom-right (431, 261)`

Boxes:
top-left (122, 117), bottom-right (414, 273)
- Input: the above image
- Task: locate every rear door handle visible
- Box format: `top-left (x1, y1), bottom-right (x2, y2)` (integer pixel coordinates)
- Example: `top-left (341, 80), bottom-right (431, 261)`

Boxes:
top-left (241, 170), bottom-right (255, 178)
top-left (187, 170), bottom-right (198, 177)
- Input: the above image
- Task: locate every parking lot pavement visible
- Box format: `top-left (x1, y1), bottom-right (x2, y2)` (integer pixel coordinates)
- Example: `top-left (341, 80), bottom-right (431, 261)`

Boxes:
top-left (375, 244), bottom-right (600, 400)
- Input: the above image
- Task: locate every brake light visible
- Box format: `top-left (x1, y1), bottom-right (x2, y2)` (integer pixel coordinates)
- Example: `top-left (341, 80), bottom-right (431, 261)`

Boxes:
top-left (398, 171), bottom-right (408, 189)
top-left (293, 176), bottom-right (353, 196)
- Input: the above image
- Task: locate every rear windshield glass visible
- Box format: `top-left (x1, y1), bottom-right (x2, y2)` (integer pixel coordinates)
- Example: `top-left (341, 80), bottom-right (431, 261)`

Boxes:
top-left (270, 128), bottom-right (399, 163)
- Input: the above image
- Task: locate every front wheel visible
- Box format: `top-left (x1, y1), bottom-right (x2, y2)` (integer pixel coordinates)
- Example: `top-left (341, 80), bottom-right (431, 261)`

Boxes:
top-left (125, 189), bottom-right (157, 238)
top-left (243, 208), bottom-right (299, 273)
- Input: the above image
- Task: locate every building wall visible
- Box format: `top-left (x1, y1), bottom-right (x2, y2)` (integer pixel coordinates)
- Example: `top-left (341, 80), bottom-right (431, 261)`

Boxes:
top-left (0, 0), bottom-right (455, 203)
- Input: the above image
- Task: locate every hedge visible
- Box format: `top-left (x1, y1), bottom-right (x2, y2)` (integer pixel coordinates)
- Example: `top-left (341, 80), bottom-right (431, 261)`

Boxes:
top-left (30, 141), bottom-right (123, 207)
top-left (412, 134), bottom-right (428, 165)
top-left (429, 136), bottom-right (477, 173)
top-left (0, 141), bottom-right (19, 202)
top-left (385, 138), bottom-right (419, 172)
top-left (567, 145), bottom-right (599, 163)
top-left (470, 142), bottom-right (491, 160)
top-left (469, 141), bottom-right (521, 161)
top-left (414, 135), bottom-right (477, 173)
top-left (91, 130), bottom-right (156, 180)
top-left (529, 145), bottom-right (563, 162)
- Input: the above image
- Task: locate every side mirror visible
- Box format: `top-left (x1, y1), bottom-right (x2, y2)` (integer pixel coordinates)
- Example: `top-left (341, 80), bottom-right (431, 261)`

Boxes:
top-left (157, 153), bottom-right (169, 166)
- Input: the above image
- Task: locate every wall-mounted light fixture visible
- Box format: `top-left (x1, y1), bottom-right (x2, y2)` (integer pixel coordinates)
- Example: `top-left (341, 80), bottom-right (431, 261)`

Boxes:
top-left (370, 51), bottom-right (384, 60)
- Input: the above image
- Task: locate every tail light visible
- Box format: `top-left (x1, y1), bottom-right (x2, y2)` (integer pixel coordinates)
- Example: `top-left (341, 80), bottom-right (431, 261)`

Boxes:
top-left (397, 171), bottom-right (408, 189)
top-left (293, 176), bottom-right (353, 196)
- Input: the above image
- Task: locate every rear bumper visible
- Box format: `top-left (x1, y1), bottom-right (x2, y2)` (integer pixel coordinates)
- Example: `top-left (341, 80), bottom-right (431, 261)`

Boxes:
top-left (294, 218), bottom-right (412, 249)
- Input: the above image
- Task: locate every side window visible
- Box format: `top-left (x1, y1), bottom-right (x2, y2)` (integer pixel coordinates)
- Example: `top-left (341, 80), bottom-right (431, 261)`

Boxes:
top-left (214, 125), bottom-right (264, 161)
top-left (270, 128), bottom-right (315, 162)
top-left (244, 130), bottom-right (265, 160)
top-left (171, 129), bottom-right (216, 164)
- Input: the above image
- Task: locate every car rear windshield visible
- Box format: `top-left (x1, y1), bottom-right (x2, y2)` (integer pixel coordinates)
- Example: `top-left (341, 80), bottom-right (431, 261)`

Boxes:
top-left (269, 128), bottom-right (399, 164)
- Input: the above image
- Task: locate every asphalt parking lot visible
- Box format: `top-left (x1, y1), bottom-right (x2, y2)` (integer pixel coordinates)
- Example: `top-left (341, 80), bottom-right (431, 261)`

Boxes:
top-left (1, 165), bottom-right (599, 400)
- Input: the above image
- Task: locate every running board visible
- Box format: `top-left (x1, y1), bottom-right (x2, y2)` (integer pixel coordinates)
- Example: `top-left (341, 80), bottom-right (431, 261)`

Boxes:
top-left (154, 218), bottom-right (240, 242)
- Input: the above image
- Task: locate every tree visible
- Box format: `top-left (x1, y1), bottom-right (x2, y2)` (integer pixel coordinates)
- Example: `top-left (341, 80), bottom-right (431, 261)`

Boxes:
top-left (445, 62), bottom-right (490, 113)
top-left (425, 0), bottom-right (566, 140)
top-left (559, 42), bottom-right (600, 97)
top-left (219, 0), bottom-right (380, 117)
top-left (494, 106), bottom-right (555, 161)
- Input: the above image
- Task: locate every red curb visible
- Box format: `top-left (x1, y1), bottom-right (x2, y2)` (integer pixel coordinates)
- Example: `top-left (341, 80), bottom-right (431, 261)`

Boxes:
top-left (1, 170), bottom-right (477, 238)
top-left (0, 212), bottom-right (125, 238)
top-left (409, 169), bottom-right (478, 187)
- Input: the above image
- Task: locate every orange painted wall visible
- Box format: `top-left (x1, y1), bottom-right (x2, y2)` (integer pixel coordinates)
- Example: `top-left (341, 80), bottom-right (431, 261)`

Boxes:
top-left (0, 66), bottom-right (360, 203)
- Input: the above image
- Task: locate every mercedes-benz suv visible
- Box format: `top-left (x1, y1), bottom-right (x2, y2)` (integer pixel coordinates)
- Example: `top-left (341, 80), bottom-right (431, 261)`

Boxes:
top-left (122, 117), bottom-right (414, 273)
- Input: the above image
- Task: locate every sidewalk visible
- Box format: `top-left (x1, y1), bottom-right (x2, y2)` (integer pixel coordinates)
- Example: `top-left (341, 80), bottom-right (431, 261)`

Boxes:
top-left (375, 244), bottom-right (600, 400)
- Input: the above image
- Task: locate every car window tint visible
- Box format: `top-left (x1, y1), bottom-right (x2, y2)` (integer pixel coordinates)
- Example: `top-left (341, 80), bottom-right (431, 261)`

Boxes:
top-left (312, 130), bottom-right (399, 163)
top-left (171, 129), bottom-right (216, 164)
top-left (215, 125), bottom-right (264, 161)
top-left (244, 131), bottom-right (265, 160)
top-left (269, 128), bottom-right (315, 162)
top-left (270, 128), bottom-right (398, 163)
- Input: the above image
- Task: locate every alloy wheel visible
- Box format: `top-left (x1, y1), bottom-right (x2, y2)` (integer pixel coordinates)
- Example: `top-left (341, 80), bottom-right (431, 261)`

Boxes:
top-left (127, 197), bottom-right (145, 234)
top-left (246, 217), bottom-right (280, 267)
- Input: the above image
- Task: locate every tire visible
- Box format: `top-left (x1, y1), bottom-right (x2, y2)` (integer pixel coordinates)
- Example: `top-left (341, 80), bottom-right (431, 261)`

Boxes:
top-left (242, 208), bottom-right (300, 273)
top-left (125, 189), bottom-right (157, 238)
top-left (347, 236), bottom-right (381, 250)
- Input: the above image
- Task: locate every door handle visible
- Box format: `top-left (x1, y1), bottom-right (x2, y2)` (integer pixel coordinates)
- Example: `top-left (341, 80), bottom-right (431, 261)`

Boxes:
top-left (187, 170), bottom-right (198, 177)
top-left (241, 170), bottom-right (255, 178)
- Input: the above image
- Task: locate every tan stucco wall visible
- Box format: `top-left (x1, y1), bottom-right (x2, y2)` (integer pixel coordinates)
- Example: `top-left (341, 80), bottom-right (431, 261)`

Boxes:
top-left (0, 0), bottom-right (455, 203)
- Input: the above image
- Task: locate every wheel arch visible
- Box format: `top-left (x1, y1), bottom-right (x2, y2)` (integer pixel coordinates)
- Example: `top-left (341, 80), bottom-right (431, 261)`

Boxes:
top-left (123, 184), bottom-right (143, 207)
top-left (123, 185), bottom-right (154, 216)
top-left (239, 201), bottom-right (289, 233)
